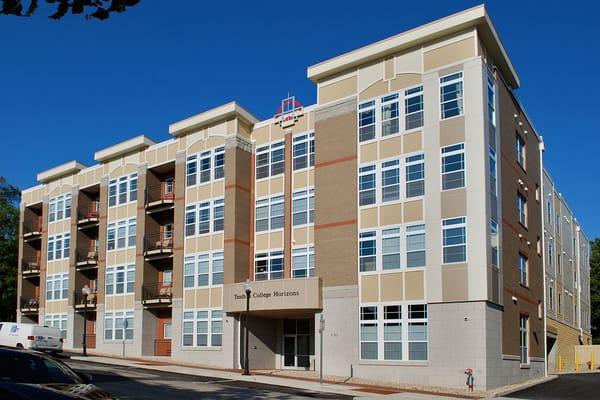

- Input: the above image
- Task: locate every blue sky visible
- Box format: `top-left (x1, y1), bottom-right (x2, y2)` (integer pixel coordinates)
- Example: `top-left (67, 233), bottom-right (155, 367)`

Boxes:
top-left (0, 1), bottom-right (597, 238)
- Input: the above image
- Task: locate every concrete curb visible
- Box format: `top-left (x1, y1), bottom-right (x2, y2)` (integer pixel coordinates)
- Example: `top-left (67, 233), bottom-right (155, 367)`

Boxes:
top-left (488, 375), bottom-right (557, 398)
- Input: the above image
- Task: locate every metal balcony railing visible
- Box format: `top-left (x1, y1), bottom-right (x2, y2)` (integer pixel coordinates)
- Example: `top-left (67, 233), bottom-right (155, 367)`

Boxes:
top-left (77, 201), bottom-right (100, 223)
top-left (21, 258), bottom-right (41, 275)
top-left (141, 282), bottom-right (173, 304)
top-left (144, 233), bottom-right (174, 254)
top-left (23, 217), bottom-right (42, 238)
top-left (73, 291), bottom-right (97, 309)
top-left (20, 296), bottom-right (39, 312)
top-left (76, 249), bottom-right (99, 266)
top-left (145, 182), bottom-right (175, 207)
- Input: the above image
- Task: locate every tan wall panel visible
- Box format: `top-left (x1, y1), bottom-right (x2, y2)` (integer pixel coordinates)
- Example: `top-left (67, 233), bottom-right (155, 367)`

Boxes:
top-left (210, 287), bottom-right (222, 308)
top-left (389, 73), bottom-right (422, 92)
top-left (255, 180), bottom-right (269, 198)
top-left (359, 80), bottom-right (389, 102)
top-left (270, 230), bottom-right (284, 249)
top-left (197, 184), bottom-right (212, 201)
top-left (252, 126), bottom-right (270, 145)
top-left (360, 143), bottom-right (378, 163)
top-left (424, 37), bottom-right (475, 71)
top-left (271, 176), bottom-right (284, 195)
top-left (293, 228), bottom-right (308, 245)
top-left (403, 200), bottom-right (423, 222)
top-left (319, 76), bottom-right (357, 105)
top-left (394, 49), bottom-right (422, 74)
top-left (439, 116), bottom-right (466, 146)
top-left (270, 124), bottom-right (286, 142)
top-left (124, 295), bottom-right (134, 309)
top-left (384, 58), bottom-right (394, 80)
top-left (187, 136), bottom-right (207, 154)
top-left (403, 131), bottom-right (423, 153)
top-left (441, 189), bottom-right (467, 218)
top-left (255, 233), bottom-right (269, 251)
top-left (380, 273), bottom-right (403, 301)
top-left (213, 182), bottom-right (224, 198)
top-left (211, 232), bottom-right (224, 250)
top-left (404, 271), bottom-right (424, 300)
top-left (196, 289), bottom-right (210, 308)
top-left (360, 208), bottom-right (378, 229)
top-left (183, 290), bottom-right (194, 308)
top-left (380, 203), bottom-right (402, 226)
top-left (442, 264), bottom-right (468, 301)
top-left (361, 274), bottom-right (379, 302)
top-left (293, 171), bottom-right (309, 189)
top-left (379, 136), bottom-right (402, 160)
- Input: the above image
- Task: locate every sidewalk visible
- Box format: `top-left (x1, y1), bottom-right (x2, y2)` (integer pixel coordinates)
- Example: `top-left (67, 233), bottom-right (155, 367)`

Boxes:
top-left (67, 352), bottom-right (478, 399)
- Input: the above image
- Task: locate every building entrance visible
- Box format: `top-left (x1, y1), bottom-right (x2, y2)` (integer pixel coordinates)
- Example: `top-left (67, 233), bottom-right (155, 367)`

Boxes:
top-left (282, 319), bottom-right (310, 369)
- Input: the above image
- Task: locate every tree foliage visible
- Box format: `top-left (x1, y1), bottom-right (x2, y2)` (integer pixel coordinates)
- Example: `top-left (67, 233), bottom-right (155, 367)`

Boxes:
top-left (590, 238), bottom-right (600, 341)
top-left (0, 177), bottom-right (20, 322)
top-left (0, 0), bottom-right (140, 20)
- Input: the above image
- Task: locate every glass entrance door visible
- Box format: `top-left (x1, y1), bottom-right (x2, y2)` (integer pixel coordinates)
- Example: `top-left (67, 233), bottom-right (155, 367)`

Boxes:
top-left (283, 335), bottom-right (296, 367)
top-left (282, 319), bottom-right (311, 369)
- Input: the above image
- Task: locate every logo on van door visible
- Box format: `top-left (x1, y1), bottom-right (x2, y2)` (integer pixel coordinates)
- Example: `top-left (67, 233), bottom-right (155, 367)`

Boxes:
top-left (10, 325), bottom-right (18, 334)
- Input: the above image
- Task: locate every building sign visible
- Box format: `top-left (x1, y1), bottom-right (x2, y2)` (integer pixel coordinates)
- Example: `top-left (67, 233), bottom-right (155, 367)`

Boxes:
top-left (274, 95), bottom-right (304, 128)
top-left (223, 277), bottom-right (322, 313)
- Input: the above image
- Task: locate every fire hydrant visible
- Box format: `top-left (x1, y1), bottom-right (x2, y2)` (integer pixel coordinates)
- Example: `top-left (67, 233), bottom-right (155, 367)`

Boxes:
top-left (587, 361), bottom-right (592, 370)
top-left (465, 368), bottom-right (474, 392)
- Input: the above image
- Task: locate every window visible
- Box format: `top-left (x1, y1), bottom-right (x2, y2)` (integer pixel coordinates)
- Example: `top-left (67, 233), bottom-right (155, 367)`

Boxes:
top-left (44, 314), bottom-right (67, 339)
top-left (487, 75), bottom-right (496, 126)
top-left (548, 241), bottom-right (554, 271)
top-left (359, 232), bottom-right (377, 272)
top-left (548, 285), bottom-right (554, 311)
top-left (255, 195), bottom-right (284, 232)
top-left (519, 315), bottom-right (529, 364)
top-left (359, 165), bottom-right (376, 206)
top-left (46, 273), bottom-right (68, 301)
top-left (517, 193), bottom-right (528, 227)
top-left (519, 253), bottom-right (528, 286)
top-left (405, 86), bottom-right (424, 130)
top-left (105, 264), bottom-right (135, 295)
top-left (405, 154), bottom-right (424, 198)
top-left (442, 217), bottom-right (467, 264)
top-left (381, 159), bottom-right (400, 202)
top-left (558, 293), bottom-right (562, 314)
top-left (292, 189), bottom-right (314, 226)
top-left (491, 219), bottom-right (499, 268)
top-left (183, 252), bottom-right (224, 288)
top-left (489, 148), bottom-right (497, 196)
top-left (293, 132), bottom-right (315, 170)
top-left (254, 251), bottom-right (284, 281)
top-left (256, 141), bottom-right (285, 179)
top-left (292, 246), bottom-right (314, 278)
top-left (107, 218), bottom-right (136, 250)
top-left (186, 147), bottom-right (226, 186)
top-left (382, 228), bottom-right (401, 270)
top-left (516, 135), bottom-right (526, 169)
top-left (104, 311), bottom-right (134, 341)
top-left (406, 224), bottom-right (426, 268)
top-left (185, 199), bottom-right (224, 237)
top-left (359, 303), bottom-right (428, 361)
top-left (358, 100), bottom-right (376, 142)
top-left (108, 173), bottom-right (137, 207)
top-left (48, 194), bottom-right (72, 223)
top-left (441, 143), bottom-right (465, 190)
top-left (182, 309), bottom-right (223, 347)
top-left (381, 94), bottom-right (400, 136)
top-left (47, 234), bottom-right (70, 261)
top-left (440, 72), bottom-right (464, 119)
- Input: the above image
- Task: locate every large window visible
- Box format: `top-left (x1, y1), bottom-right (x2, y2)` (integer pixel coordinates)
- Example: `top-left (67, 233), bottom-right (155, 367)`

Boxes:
top-left (516, 135), bottom-right (526, 169)
top-left (44, 314), bottom-right (67, 338)
top-left (186, 146), bottom-right (226, 186)
top-left (442, 217), bottom-right (467, 264)
top-left (487, 75), bottom-right (496, 126)
top-left (358, 100), bottom-right (376, 141)
top-left (441, 143), bottom-right (465, 190)
top-left (293, 132), bottom-right (315, 170)
top-left (292, 246), bottom-right (314, 278)
top-left (489, 148), bottom-right (497, 196)
top-left (107, 218), bottom-right (136, 251)
top-left (406, 224), bottom-right (426, 268)
top-left (105, 264), bottom-right (135, 295)
top-left (440, 72), bottom-right (464, 119)
top-left (359, 224), bottom-right (426, 272)
top-left (359, 165), bottom-right (376, 206)
top-left (519, 315), bottom-right (529, 364)
top-left (381, 94), bottom-right (400, 136)
top-left (48, 194), bottom-right (72, 223)
top-left (47, 233), bottom-right (70, 261)
top-left (405, 86), bottom-right (424, 130)
top-left (292, 188), bottom-right (314, 226)
top-left (359, 303), bottom-right (428, 361)
top-left (185, 199), bottom-right (224, 237)
top-left (182, 309), bottom-right (222, 347)
top-left (183, 252), bottom-right (224, 288)
top-left (256, 141), bottom-right (285, 179)
top-left (491, 219), bottom-right (499, 268)
top-left (108, 173), bottom-right (137, 207)
top-left (381, 160), bottom-right (400, 202)
top-left (104, 311), bottom-right (134, 341)
top-left (405, 154), bottom-right (425, 198)
top-left (519, 253), bottom-right (528, 286)
top-left (46, 273), bottom-right (68, 301)
top-left (517, 193), bottom-right (528, 227)
top-left (255, 195), bottom-right (284, 232)
top-left (254, 251), bottom-right (284, 281)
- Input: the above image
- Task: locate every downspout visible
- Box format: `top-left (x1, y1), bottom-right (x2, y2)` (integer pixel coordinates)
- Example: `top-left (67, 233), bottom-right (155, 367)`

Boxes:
top-left (539, 138), bottom-right (548, 378)
top-left (575, 225), bottom-right (583, 338)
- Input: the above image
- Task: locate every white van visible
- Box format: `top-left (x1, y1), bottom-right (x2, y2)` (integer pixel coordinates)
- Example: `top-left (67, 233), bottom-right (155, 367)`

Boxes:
top-left (0, 322), bottom-right (63, 353)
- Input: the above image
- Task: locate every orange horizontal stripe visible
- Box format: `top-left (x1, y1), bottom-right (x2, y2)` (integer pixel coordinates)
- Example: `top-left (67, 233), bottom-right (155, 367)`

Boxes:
top-left (224, 238), bottom-right (250, 246)
top-left (315, 219), bottom-right (356, 230)
top-left (315, 154), bottom-right (356, 169)
top-left (225, 184), bottom-right (250, 193)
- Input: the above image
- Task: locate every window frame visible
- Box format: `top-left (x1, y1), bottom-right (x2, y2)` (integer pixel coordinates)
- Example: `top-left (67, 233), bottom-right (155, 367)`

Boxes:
top-left (48, 193), bottom-right (72, 223)
top-left (107, 218), bottom-right (136, 251)
top-left (181, 309), bottom-right (223, 348)
top-left (183, 252), bottom-right (224, 289)
top-left (517, 192), bottom-right (528, 227)
top-left (255, 194), bottom-right (284, 232)
top-left (519, 315), bottom-right (529, 365)
top-left (255, 141), bottom-right (285, 180)
top-left (442, 217), bottom-right (467, 264)
top-left (292, 132), bottom-right (315, 171)
top-left (108, 173), bottom-right (137, 208)
top-left (45, 273), bottom-right (69, 301)
top-left (104, 310), bottom-right (134, 341)
top-left (186, 146), bottom-right (226, 187)
top-left (105, 264), bottom-right (136, 296)
top-left (254, 250), bottom-right (284, 281)
top-left (47, 233), bottom-right (70, 262)
top-left (519, 253), bottom-right (529, 287)
top-left (292, 188), bottom-right (315, 227)
top-left (184, 199), bottom-right (225, 238)
top-left (441, 143), bottom-right (466, 191)
top-left (291, 245), bottom-right (315, 278)
top-left (440, 71), bottom-right (464, 120)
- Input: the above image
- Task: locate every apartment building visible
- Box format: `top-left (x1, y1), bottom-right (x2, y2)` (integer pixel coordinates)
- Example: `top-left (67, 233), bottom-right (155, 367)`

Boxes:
top-left (16, 5), bottom-right (591, 390)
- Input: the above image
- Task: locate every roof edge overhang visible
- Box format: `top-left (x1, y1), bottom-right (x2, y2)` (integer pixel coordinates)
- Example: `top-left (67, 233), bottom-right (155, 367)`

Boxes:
top-left (37, 160), bottom-right (87, 183)
top-left (94, 135), bottom-right (156, 163)
top-left (169, 101), bottom-right (260, 137)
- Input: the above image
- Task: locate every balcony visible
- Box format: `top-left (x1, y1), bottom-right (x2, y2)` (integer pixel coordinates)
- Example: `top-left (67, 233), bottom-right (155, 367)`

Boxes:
top-left (20, 296), bottom-right (39, 313)
top-left (145, 182), bottom-right (175, 212)
top-left (73, 291), bottom-right (97, 311)
top-left (21, 258), bottom-right (41, 277)
top-left (144, 233), bottom-right (173, 260)
top-left (77, 202), bottom-right (100, 228)
top-left (76, 249), bottom-right (98, 271)
top-left (23, 218), bottom-right (42, 241)
top-left (141, 282), bottom-right (173, 306)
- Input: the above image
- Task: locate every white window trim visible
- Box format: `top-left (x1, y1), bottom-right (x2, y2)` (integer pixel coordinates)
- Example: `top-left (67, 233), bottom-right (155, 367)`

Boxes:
top-left (519, 315), bottom-right (530, 365)
top-left (48, 193), bottom-right (72, 223)
top-left (439, 71), bottom-right (464, 120)
top-left (254, 250), bottom-right (284, 281)
top-left (441, 217), bottom-right (468, 265)
top-left (44, 313), bottom-right (67, 338)
top-left (517, 193), bottom-right (528, 227)
top-left (105, 264), bottom-right (136, 296)
top-left (106, 218), bottom-right (136, 252)
top-left (108, 173), bottom-right (138, 208)
top-left (104, 310), bottom-right (134, 342)
top-left (47, 233), bottom-right (70, 262)
top-left (291, 245), bottom-right (315, 278)
top-left (186, 146), bottom-right (226, 188)
top-left (45, 273), bottom-right (69, 301)
top-left (255, 194), bottom-right (285, 233)
top-left (292, 188), bottom-right (314, 228)
top-left (519, 253), bottom-right (529, 287)
top-left (184, 199), bottom-right (225, 238)
top-left (440, 143), bottom-right (466, 191)
top-left (181, 308), bottom-right (223, 348)
top-left (292, 131), bottom-right (315, 171)
top-left (255, 141), bottom-right (285, 181)
top-left (183, 251), bottom-right (225, 289)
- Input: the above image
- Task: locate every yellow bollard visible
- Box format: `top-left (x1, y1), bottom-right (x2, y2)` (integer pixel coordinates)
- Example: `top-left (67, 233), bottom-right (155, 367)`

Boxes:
top-left (575, 352), bottom-right (579, 372)
top-left (558, 355), bottom-right (563, 372)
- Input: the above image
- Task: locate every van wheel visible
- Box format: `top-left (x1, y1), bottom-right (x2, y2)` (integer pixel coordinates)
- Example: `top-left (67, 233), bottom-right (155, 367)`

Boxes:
top-left (16, 343), bottom-right (24, 349)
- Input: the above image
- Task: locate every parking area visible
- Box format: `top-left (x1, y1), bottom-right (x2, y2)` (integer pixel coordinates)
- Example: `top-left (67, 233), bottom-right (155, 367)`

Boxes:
top-left (502, 373), bottom-right (600, 400)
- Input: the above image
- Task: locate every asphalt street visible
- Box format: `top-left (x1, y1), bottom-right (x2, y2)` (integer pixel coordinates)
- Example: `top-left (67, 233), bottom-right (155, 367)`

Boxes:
top-left (504, 373), bottom-right (600, 400)
top-left (64, 359), bottom-right (351, 400)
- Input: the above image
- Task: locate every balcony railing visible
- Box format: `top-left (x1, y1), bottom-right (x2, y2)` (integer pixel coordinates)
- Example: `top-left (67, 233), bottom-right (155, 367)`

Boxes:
top-left (76, 249), bottom-right (99, 268)
top-left (21, 259), bottom-right (41, 276)
top-left (20, 296), bottom-right (39, 312)
top-left (144, 233), bottom-right (173, 257)
top-left (141, 282), bottom-right (173, 305)
top-left (23, 218), bottom-right (42, 239)
top-left (77, 202), bottom-right (100, 225)
top-left (145, 182), bottom-right (175, 209)
top-left (73, 291), bottom-right (97, 310)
